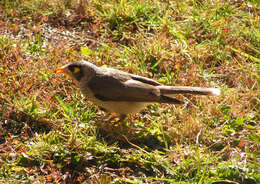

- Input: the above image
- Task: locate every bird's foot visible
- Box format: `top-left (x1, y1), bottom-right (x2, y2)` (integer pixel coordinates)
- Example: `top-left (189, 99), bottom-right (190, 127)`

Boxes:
top-left (102, 112), bottom-right (120, 123)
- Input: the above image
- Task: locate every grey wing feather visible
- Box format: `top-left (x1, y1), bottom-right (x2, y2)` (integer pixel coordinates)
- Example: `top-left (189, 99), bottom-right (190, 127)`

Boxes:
top-left (88, 72), bottom-right (161, 102)
top-left (106, 68), bottom-right (161, 86)
top-left (129, 74), bottom-right (161, 86)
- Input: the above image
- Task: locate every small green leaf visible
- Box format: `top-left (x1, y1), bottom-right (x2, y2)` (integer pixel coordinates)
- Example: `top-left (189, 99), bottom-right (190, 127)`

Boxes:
top-left (81, 46), bottom-right (93, 57)
top-left (219, 105), bottom-right (232, 115)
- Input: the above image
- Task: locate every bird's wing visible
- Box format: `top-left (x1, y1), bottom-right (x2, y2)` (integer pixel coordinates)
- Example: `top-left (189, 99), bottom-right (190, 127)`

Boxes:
top-left (87, 71), bottom-right (162, 102)
top-left (106, 68), bottom-right (162, 86)
top-left (129, 74), bottom-right (161, 86)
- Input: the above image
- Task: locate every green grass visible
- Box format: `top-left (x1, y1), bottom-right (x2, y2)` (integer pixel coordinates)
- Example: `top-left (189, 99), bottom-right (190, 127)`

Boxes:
top-left (0, 0), bottom-right (259, 183)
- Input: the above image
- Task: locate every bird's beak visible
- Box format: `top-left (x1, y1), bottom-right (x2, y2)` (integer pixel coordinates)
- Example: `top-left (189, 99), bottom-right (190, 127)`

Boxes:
top-left (56, 67), bottom-right (71, 80)
top-left (56, 68), bottom-right (67, 74)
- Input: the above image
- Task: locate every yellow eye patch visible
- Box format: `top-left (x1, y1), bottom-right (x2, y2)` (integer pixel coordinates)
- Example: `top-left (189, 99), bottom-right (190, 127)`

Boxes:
top-left (73, 67), bottom-right (80, 74)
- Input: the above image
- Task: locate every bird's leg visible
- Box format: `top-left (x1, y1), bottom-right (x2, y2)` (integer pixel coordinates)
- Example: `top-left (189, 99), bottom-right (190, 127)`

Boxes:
top-left (97, 113), bottom-right (128, 138)
top-left (102, 112), bottom-right (120, 123)
top-left (102, 113), bottom-right (129, 127)
top-left (109, 113), bottom-right (128, 125)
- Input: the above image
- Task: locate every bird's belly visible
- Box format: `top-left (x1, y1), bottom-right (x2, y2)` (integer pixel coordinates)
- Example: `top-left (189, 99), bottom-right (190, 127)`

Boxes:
top-left (96, 100), bottom-right (150, 115)
top-left (81, 87), bottom-right (150, 115)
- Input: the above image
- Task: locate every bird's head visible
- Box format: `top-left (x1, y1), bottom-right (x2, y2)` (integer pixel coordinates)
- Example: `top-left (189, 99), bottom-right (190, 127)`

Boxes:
top-left (56, 61), bottom-right (96, 82)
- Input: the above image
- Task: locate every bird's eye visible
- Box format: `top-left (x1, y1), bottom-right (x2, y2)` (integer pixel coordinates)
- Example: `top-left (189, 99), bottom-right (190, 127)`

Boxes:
top-left (72, 67), bottom-right (81, 74)
top-left (67, 65), bottom-right (84, 81)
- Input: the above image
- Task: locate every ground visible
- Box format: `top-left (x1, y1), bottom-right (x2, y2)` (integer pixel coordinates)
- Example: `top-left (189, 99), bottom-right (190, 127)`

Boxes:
top-left (0, 0), bottom-right (259, 183)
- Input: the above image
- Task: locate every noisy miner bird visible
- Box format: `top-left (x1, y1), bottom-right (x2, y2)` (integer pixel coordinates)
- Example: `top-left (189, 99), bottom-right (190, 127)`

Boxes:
top-left (56, 61), bottom-right (220, 118)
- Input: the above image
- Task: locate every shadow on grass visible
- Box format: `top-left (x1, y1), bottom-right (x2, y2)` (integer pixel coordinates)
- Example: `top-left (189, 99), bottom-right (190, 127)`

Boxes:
top-left (95, 118), bottom-right (168, 151)
top-left (0, 103), bottom-right (53, 141)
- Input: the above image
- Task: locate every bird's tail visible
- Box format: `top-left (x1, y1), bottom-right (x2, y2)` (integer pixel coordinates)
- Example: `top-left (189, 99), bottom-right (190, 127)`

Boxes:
top-left (159, 86), bottom-right (220, 96)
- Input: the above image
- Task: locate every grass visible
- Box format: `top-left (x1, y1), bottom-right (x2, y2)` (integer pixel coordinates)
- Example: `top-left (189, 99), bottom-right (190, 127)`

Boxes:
top-left (0, 0), bottom-right (259, 183)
